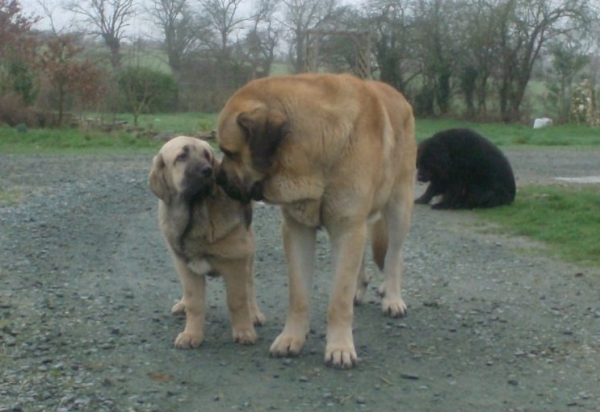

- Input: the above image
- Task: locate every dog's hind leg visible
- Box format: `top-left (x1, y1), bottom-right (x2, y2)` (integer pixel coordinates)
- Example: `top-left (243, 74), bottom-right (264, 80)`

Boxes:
top-left (379, 184), bottom-right (413, 317)
top-left (432, 182), bottom-right (466, 209)
top-left (353, 250), bottom-right (370, 305)
top-left (355, 217), bottom-right (386, 305)
top-left (473, 185), bottom-right (514, 208)
top-left (371, 216), bottom-right (388, 271)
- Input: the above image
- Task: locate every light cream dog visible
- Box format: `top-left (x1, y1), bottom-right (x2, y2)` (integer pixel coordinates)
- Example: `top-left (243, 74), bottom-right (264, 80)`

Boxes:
top-left (215, 73), bottom-right (416, 368)
top-left (149, 136), bottom-right (265, 349)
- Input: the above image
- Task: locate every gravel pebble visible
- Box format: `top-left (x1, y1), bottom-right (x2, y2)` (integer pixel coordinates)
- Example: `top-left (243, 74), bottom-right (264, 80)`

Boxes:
top-left (1, 149), bottom-right (599, 411)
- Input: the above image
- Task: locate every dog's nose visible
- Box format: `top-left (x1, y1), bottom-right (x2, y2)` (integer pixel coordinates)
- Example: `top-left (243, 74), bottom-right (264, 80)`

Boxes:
top-left (201, 166), bottom-right (213, 178)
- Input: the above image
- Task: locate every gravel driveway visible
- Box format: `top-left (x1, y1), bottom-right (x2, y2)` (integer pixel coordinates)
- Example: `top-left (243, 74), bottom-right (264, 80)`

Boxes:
top-left (1, 147), bottom-right (599, 412)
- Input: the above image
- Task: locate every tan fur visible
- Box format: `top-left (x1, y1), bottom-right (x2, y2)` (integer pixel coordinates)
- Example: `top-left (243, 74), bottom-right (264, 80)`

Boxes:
top-left (149, 136), bottom-right (265, 349)
top-left (216, 73), bottom-right (416, 368)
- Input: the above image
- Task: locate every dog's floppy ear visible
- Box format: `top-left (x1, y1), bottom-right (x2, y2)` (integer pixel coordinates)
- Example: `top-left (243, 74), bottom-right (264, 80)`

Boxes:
top-left (148, 154), bottom-right (170, 200)
top-left (237, 108), bottom-right (290, 173)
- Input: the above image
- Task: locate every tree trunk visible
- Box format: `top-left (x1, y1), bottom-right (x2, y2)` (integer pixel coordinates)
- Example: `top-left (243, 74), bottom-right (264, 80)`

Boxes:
top-left (436, 68), bottom-right (451, 115)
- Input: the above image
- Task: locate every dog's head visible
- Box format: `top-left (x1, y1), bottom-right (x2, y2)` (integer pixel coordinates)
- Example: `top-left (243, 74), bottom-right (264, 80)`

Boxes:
top-left (416, 137), bottom-right (449, 183)
top-left (215, 105), bottom-right (290, 203)
top-left (149, 136), bottom-right (218, 203)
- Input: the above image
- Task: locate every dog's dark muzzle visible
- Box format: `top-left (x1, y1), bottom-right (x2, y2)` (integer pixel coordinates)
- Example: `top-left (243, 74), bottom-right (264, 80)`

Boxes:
top-left (215, 169), bottom-right (264, 204)
top-left (182, 163), bottom-right (214, 201)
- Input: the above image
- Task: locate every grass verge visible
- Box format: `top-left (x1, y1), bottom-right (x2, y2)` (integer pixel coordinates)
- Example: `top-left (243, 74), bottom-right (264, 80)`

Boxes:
top-left (0, 113), bottom-right (218, 155)
top-left (0, 127), bottom-right (163, 155)
top-left (2, 116), bottom-right (600, 155)
top-left (415, 119), bottom-right (600, 146)
top-left (476, 184), bottom-right (600, 266)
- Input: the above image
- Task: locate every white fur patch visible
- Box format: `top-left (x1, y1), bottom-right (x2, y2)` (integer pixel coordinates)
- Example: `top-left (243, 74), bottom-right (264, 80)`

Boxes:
top-left (188, 259), bottom-right (213, 275)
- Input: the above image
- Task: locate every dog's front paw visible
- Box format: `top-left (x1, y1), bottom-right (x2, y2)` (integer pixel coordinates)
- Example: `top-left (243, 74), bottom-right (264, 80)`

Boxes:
top-left (324, 342), bottom-right (358, 369)
top-left (171, 300), bottom-right (185, 315)
top-left (382, 297), bottom-right (408, 318)
top-left (174, 332), bottom-right (203, 349)
top-left (232, 325), bottom-right (257, 345)
top-left (251, 309), bottom-right (266, 326)
top-left (269, 333), bottom-right (306, 357)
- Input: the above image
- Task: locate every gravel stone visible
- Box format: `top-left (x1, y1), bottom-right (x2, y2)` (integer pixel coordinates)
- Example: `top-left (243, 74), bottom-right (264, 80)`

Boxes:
top-left (1, 149), bottom-right (599, 411)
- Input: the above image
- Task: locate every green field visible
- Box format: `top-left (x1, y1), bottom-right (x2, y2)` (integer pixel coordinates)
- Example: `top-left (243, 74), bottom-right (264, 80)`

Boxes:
top-left (0, 112), bottom-right (217, 155)
top-left (477, 185), bottom-right (600, 266)
top-left (2, 116), bottom-right (599, 155)
top-left (415, 119), bottom-right (600, 146)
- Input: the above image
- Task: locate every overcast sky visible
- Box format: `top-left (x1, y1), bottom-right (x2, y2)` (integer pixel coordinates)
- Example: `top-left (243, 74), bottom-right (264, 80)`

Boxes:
top-left (20, 0), bottom-right (150, 39)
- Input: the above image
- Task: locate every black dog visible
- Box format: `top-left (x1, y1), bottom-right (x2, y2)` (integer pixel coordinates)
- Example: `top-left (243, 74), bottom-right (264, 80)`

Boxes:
top-left (415, 128), bottom-right (516, 209)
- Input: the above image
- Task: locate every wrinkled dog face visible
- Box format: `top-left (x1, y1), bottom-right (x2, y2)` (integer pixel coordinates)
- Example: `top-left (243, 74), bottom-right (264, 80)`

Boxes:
top-left (215, 107), bottom-right (290, 204)
top-left (149, 136), bottom-right (217, 202)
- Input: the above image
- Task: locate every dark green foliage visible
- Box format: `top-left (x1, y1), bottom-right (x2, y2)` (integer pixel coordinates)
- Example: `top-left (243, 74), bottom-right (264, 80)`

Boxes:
top-left (8, 60), bottom-right (37, 105)
top-left (414, 86), bottom-right (435, 117)
top-left (118, 66), bottom-right (178, 114)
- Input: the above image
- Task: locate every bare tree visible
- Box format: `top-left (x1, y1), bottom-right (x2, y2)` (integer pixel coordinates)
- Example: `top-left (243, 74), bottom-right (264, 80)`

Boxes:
top-left (0, 0), bottom-right (39, 124)
top-left (199, 0), bottom-right (252, 58)
top-left (39, 34), bottom-right (105, 126)
top-left (37, 0), bottom-right (105, 126)
top-left (68, 0), bottom-right (136, 69)
top-left (495, 0), bottom-right (593, 122)
top-left (243, 0), bottom-right (281, 78)
top-left (281, 0), bottom-right (341, 73)
top-left (363, 0), bottom-right (416, 92)
top-left (148, 0), bottom-right (206, 77)
top-left (195, 0), bottom-right (256, 105)
top-left (547, 33), bottom-right (591, 122)
top-left (412, 0), bottom-right (460, 115)
top-left (456, 0), bottom-right (500, 118)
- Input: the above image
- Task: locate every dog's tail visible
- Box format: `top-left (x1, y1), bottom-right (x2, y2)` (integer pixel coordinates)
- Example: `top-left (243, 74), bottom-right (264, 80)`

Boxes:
top-left (371, 217), bottom-right (388, 271)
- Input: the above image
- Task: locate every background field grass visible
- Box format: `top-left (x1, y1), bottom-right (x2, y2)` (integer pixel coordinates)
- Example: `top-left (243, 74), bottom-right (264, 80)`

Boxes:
top-left (3, 116), bottom-right (600, 155)
top-left (477, 185), bottom-right (600, 266)
top-left (414, 119), bottom-right (600, 146)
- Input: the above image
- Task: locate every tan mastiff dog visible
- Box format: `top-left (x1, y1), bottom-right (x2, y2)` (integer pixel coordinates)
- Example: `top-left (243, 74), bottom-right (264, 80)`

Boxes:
top-left (149, 136), bottom-right (265, 349)
top-left (215, 73), bottom-right (416, 368)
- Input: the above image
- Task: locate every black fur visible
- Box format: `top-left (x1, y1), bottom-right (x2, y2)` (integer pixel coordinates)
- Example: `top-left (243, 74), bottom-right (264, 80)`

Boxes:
top-left (415, 128), bottom-right (516, 209)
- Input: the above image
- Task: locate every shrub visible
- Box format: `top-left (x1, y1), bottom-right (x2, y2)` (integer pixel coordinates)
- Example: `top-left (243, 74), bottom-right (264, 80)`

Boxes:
top-left (118, 66), bottom-right (178, 116)
top-left (0, 93), bottom-right (35, 126)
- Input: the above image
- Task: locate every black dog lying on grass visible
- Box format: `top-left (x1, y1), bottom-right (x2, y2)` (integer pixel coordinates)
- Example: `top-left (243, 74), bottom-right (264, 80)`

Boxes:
top-left (415, 128), bottom-right (516, 209)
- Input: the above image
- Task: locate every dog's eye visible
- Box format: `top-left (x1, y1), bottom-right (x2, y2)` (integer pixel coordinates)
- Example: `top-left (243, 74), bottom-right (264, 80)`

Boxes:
top-left (204, 149), bottom-right (211, 160)
top-left (175, 151), bottom-right (188, 162)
